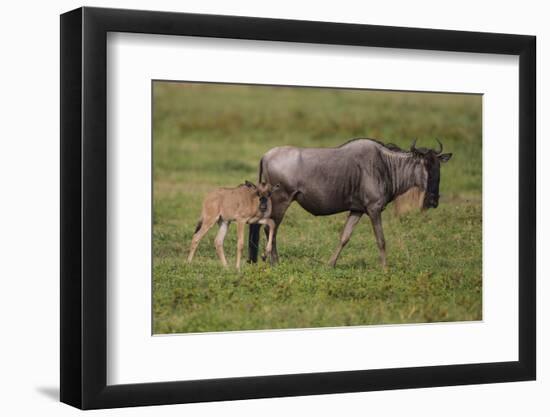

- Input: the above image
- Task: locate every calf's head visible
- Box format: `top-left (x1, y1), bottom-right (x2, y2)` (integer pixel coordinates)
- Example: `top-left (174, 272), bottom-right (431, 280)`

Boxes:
top-left (244, 181), bottom-right (281, 213)
top-left (410, 139), bottom-right (453, 209)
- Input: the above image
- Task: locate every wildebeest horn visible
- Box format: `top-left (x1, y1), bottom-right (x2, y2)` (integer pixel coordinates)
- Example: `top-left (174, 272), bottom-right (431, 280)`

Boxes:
top-left (410, 138), bottom-right (418, 152)
top-left (435, 138), bottom-right (443, 154)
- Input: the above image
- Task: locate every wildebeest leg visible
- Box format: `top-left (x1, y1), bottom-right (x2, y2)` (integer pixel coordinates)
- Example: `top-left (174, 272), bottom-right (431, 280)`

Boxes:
top-left (247, 224), bottom-right (261, 263)
top-left (187, 216), bottom-right (217, 263)
top-left (368, 210), bottom-right (387, 269)
top-left (235, 221), bottom-right (245, 270)
top-left (328, 211), bottom-right (363, 267)
top-left (214, 221), bottom-right (229, 267)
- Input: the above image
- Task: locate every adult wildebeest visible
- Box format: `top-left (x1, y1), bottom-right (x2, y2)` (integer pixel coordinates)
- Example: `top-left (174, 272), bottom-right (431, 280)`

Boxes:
top-left (188, 181), bottom-right (280, 270)
top-left (248, 138), bottom-right (452, 268)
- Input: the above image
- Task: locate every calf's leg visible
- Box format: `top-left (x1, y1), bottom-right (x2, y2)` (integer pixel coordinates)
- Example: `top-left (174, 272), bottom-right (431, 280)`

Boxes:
top-left (235, 221), bottom-right (245, 270)
top-left (214, 221), bottom-right (229, 267)
top-left (188, 216), bottom-right (217, 263)
top-left (328, 211), bottom-right (362, 267)
top-left (263, 193), bottom-right (292, 264)
top-left (258, 219), bottom-right (276, 264)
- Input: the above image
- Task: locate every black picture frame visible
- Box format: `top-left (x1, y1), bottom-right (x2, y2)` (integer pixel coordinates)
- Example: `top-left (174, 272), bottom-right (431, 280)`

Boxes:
top-left (60, 6), bottom-right (536, 410)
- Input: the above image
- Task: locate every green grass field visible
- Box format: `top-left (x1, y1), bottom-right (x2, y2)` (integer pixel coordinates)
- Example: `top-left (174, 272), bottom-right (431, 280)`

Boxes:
top-left (152, 82), bottom-right (482, 334)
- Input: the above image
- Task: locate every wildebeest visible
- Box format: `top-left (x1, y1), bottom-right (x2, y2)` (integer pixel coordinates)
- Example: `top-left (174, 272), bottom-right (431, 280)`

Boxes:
top-left (188, 181), bottom-right (280, 269)
top-left (248, 138), bottom-right (452, 268)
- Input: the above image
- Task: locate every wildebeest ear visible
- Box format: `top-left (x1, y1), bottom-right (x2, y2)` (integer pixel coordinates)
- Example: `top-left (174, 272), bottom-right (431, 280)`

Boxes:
top-left (244, 180), bottom-right (257, 189)
top-left (438, 153), bottom-right (453, 163)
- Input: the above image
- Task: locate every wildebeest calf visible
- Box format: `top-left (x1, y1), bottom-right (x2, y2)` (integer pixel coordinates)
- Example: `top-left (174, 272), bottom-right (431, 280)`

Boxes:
top-left (188, 181), bottom-right (280, 269)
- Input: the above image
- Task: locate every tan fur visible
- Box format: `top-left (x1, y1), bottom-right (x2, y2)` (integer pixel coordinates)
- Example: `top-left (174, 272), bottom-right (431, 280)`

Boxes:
top-left (187, 182), bottom-right (278, 270)
top-left (393, 187), bottom-right (425, 216)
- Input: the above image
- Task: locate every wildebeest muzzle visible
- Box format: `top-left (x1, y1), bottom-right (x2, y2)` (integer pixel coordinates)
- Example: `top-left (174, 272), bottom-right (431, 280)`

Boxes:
top-left (424, 193), bottom-right (439, 209)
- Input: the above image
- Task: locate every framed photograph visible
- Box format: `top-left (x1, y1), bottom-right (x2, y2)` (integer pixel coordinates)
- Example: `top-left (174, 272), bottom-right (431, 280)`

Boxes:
top-left (60, 6), bottom-right (536, 409)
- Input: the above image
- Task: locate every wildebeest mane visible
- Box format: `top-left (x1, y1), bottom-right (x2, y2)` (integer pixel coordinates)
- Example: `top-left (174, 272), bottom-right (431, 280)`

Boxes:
top-left (338, 137), bottom-right (409, 153)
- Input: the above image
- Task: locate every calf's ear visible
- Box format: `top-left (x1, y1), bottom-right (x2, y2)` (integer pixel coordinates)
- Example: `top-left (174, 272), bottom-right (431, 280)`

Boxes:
top-left (244, 180), bottom-right (257, 189)
top-left (438, 153), bottom-right (453, 163)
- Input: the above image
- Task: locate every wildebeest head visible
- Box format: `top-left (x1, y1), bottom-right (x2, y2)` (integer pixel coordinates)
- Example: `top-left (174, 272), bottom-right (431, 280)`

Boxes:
top-left (410, 139), bottom-right (453, 209)
top-left (244, 181), bottom-right (281, 212)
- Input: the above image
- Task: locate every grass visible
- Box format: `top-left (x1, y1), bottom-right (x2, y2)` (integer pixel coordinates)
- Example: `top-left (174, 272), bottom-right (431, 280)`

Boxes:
top-left (152, 82), bottom-right (482, 334)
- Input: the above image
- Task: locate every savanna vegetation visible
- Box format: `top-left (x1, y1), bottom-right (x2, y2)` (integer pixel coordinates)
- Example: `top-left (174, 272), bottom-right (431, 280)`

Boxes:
top-left (153, 82), bottom-right (482, 334)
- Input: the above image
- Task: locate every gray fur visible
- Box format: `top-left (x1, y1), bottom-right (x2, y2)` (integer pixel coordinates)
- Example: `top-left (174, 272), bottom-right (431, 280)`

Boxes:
top-left (248, 138), bottom-right (451, 267)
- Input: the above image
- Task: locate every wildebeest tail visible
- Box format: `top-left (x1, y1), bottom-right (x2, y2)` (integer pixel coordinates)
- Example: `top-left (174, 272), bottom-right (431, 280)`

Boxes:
top-left (194, 219), bottom-right (203, 234)
top-left (258, 157), bottom-right (264, 183)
